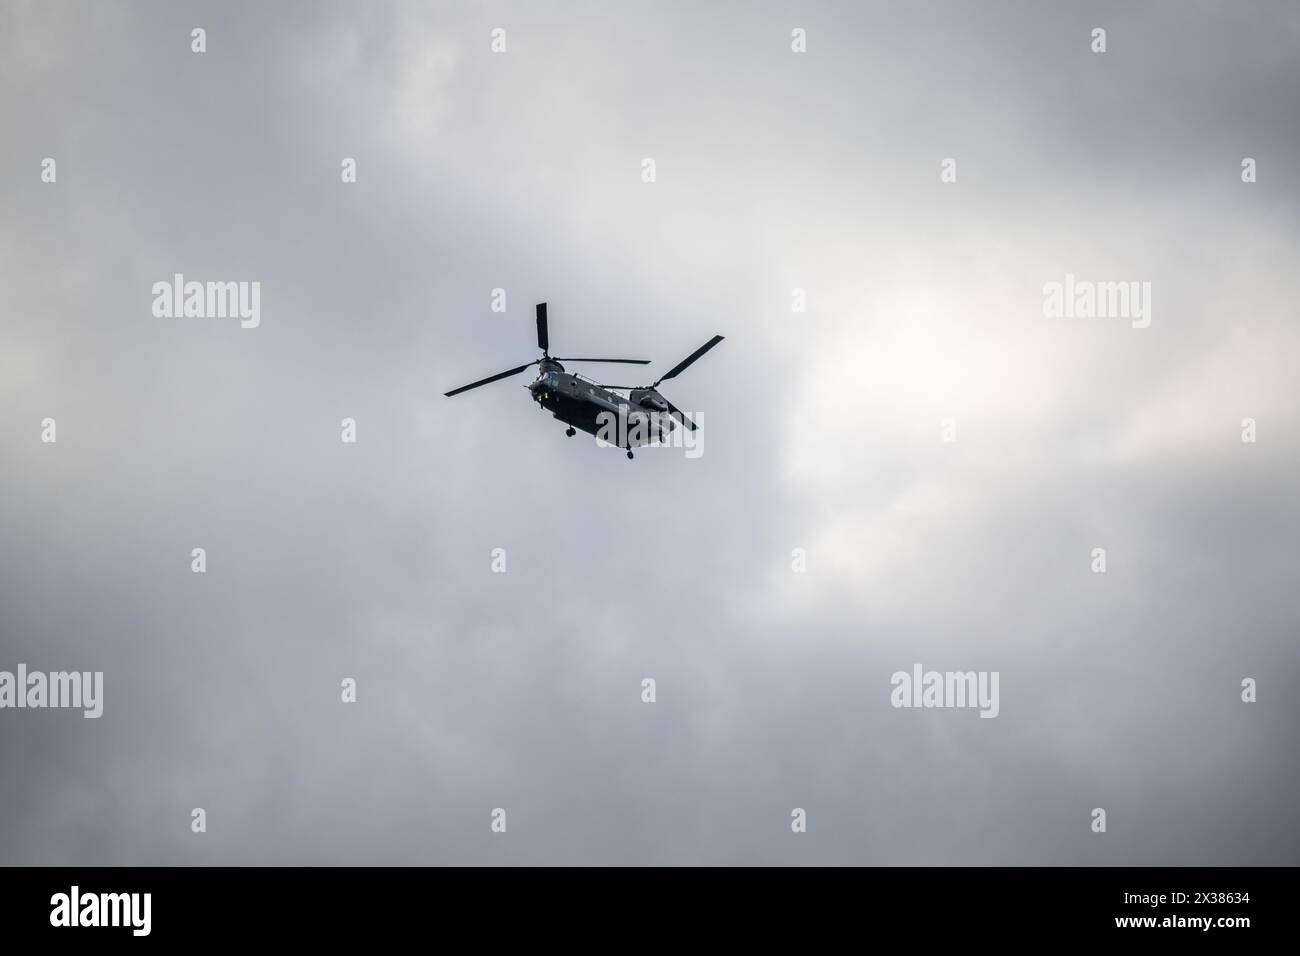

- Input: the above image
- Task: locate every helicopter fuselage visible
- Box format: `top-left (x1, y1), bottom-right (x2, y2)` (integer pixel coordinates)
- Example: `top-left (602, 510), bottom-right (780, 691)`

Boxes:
top-left (528, 364), bottom-right (673, 447)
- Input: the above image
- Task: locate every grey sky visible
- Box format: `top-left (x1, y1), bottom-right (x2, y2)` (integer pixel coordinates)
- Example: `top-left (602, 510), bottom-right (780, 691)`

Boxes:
top-left (1, 0), bottom-right (1297, 864)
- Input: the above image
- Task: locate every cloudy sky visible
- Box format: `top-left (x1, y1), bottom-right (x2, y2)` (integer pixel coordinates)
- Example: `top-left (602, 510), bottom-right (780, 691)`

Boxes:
top-left (1, 0), bottom-right (1297, 865)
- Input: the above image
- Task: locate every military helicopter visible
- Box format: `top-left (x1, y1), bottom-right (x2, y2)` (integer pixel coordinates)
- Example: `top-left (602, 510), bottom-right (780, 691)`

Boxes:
top-left (445, 303), bottom-right (723, 458)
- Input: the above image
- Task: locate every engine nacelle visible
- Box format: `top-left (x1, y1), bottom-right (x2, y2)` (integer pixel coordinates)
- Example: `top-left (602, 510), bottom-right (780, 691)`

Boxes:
top-left (630, 388), bottom-right (668, 412)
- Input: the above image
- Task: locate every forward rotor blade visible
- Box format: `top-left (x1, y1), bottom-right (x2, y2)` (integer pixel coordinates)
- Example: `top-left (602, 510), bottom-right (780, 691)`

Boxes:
top-left (553, 358), bottom-right (652, 365)
top-left (536, 303), bottom-right (549, 354)
top-left (653, 334), bottom-right (724, 386)
top-left (444, 361), bottom-right (537, 397)
top-left (664, 397), bottom-right (698, 431)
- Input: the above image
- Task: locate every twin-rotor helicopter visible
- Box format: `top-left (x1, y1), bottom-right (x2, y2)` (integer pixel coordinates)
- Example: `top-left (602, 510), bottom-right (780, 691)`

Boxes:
top-left (445, 303), bottom-right (723, 458)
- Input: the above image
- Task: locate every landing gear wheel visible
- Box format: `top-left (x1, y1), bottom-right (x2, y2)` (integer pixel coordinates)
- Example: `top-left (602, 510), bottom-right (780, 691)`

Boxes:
top-left (626, 449), bottom-right (634, 460)
top-left (566, 427), bottom-right (576, 437)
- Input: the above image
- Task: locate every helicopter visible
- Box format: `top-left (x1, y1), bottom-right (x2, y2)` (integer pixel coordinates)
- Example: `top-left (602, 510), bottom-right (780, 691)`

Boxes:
top-left (445, 303), bottom-right (723, 458)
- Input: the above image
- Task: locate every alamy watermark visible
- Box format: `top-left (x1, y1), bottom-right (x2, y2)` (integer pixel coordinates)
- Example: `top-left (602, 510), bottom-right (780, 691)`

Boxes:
top-left (1042, 273), bottom-right (1150, 328)
top-left (0, 665), bottom-right (103, 718)
top-left (152, 273), bottom-right (261, 328)
top-left (890, 663), bottom-right (999, 718)
top-left (50, 886), bottom-right (150, 936)
top-left (595, 408), bottom-right (704, 459)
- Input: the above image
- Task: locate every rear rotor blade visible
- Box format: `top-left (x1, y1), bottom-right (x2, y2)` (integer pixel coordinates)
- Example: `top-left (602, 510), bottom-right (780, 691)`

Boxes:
top-left (664, 397), bottom-right (698, 431)
top-left (653, 334), bottom-right (724, 386)
top-left (444, 361), bottom-right (537, 397)
top-left (536, 303), bottom-right (549, 354)
top-left (553, 358), bottom-right (651, 365)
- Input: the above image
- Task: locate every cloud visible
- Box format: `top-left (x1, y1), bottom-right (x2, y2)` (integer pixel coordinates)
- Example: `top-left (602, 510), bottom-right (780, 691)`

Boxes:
top-left (0, 0), bottom-right (1296, 865)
